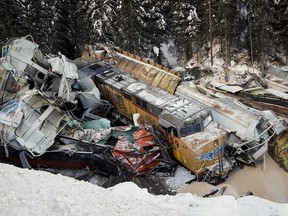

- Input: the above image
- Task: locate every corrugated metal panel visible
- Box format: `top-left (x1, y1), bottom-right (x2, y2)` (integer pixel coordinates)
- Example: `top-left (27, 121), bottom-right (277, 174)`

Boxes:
top-left (112, 53), bottom-right (181, 94)
top-left (210, 81), bottom-right (243, 93)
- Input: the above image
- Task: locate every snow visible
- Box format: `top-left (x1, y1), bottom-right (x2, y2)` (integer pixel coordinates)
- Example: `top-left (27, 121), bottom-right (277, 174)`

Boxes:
top-left (185, 43), bottom-right (263, 85)
top-left (1, 163), bottom-right (288, 216)
top-left (161, 166), bottom-right (196, 191)
top-left (153, 46), bottom-right (159, 56)
top-left (187, 6), bottom-right (201, 22)
top-left (126, 82), bottom-right (147, 93)
top-left (160, 41), bottom-right (178, 68)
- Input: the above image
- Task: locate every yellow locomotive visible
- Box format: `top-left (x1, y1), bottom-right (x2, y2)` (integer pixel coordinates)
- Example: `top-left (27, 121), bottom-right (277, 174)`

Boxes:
top-left (81, 62), bottom-right (232, 182)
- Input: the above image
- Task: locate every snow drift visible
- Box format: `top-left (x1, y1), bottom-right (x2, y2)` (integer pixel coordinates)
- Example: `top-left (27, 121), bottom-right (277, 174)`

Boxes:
top-left (0, 163), bottom-right (287, 216)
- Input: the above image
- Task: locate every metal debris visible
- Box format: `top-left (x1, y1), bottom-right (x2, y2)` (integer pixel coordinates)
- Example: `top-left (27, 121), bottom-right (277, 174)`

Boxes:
top-left (0, 36), bottom-right (172, 178)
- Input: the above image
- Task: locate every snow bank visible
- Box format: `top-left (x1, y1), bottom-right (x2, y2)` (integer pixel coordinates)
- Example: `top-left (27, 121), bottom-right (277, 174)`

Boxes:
top-left (0, 163), bottom-right (287, 216)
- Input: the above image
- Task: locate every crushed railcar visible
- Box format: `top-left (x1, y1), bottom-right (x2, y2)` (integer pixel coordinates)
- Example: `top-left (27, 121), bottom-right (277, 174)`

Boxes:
top-left (0, 36), bottom-right (172, 178)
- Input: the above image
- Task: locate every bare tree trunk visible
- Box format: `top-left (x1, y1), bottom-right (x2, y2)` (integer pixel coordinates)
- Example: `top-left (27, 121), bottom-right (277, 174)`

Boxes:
top-left (261, 23), bottom-right (265, 77)
top-left (209, 0), bottom-right (213, 66)
top-left (248, 5), bottom-right (254, 73)
top-left (220, 34), bottom-right (223, 55)
top-left (228, 40), bottom-right (231, 66)
top-left (261, 2), bottom-right (266, 78)
top-left (224, 9), bottom-right (229, 82)
top-left (185, 39), bottom-right (192, 62)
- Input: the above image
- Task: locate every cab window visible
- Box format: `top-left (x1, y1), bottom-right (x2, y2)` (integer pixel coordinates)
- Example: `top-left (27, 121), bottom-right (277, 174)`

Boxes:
top-left (123, 91), bottom-right (131, 100)
top-left (180, 124), bottom-right (201, 137)
top-left (202, 114), bottom-right (213, 128)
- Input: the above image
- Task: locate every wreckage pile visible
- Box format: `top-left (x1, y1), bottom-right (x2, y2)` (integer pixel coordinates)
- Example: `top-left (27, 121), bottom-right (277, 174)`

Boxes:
top-left (0, 36), bottom-right (175, 187)
top-left (0, 36), bottom-right (287, 194)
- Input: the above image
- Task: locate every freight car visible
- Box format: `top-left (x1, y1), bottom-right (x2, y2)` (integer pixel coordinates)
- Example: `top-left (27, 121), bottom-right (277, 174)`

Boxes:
top-left (81, 62), bottom-right (234, 183)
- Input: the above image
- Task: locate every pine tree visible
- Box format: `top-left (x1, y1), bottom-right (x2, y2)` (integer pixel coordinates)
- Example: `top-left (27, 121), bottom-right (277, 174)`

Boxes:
top-left (87, 0), bottom-right (117, 44)
top-left (170, 0), bottom-right (201, 63)
top-left (52, 0), bottom-right (80, 59)
top-left (270, 0), bottom-right (288, 64)
top-left (216, 0), bottom-right (245, 79)
top-left (25, 0), bottom-right (55, 52)
top-left (0, 0), bottom-right (27, 43)
top-left (76, 0), bottom-right (91, 45)
top-left (114, 0), bottom-right (143, 55)
top-left (139, 0), bottom-right (168, 57)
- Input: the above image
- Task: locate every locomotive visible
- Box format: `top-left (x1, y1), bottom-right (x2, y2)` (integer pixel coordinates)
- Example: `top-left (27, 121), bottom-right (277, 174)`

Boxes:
top-left (81, 62), bottom-right (233, 183)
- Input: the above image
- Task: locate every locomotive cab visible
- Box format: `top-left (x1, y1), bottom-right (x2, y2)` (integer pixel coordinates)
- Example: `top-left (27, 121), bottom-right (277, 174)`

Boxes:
top-left (180, 111), bottom-right (213, 138)
top-left (158, 106), bottom-right (228, 180)
top-left (159, 110), bottom-right (213, 138)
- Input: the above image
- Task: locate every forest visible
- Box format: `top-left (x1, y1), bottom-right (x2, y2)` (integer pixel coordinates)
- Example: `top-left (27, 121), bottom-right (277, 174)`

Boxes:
top-left (0, 0), bottom-right (287, 69)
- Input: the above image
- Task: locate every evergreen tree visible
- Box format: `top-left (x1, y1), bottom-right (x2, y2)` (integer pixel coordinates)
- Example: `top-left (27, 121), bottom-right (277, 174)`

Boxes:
top-left (52, 0), bottom-right (80, 59)
top-left (245, 0), bottom-right (268, 63)
top-left (26, 0), bottom-right (55, 52)
top-left (0, 0), bottom-right (27, 43)
top-left (113, 0), bottom-right (139, 54)
top-left (87, 0), bottom-right (117, 44)
top-left (137, 0), bottom-right (168, 59)
top-left (170, 0), bottom-right (201, 63)
top-left (216, 0), bottom-right (246, 70)
top-left (76, 0), bottom-right (91, 45)
top-left (270, 0), bottom-right (288, 64)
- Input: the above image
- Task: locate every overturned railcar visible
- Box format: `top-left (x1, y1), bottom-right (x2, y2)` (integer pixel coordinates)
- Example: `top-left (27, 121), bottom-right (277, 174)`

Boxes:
top-left (176, 82), bottom-right (287, 166)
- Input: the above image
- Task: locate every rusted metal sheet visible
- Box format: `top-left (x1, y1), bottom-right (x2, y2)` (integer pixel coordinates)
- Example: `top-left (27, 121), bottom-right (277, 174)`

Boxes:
top-left (79, 44), bottom-right (181, 94)
top-left (113, 53), bottom-right (181, 94)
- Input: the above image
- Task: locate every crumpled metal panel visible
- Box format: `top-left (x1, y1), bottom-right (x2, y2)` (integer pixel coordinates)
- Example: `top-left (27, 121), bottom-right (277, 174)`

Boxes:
top-left (265, 66), bottom-right (288, 92)
top-left (2, 36), bottom-right (48, 79)
top-left (48, 55), bottom-right (78, 79)
top-left (210, 81), bottom-right (243, 93)
top-left (0, 92), bottom-right (67, 156)
top-left (14, 93), bottom-right (67, 156)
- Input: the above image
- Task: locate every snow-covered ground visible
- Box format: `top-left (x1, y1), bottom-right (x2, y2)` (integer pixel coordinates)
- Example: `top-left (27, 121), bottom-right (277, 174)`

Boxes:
top-left (183, 43), bottom-right (264, 86)
top-left (0, 163), bottom-right (288, 216)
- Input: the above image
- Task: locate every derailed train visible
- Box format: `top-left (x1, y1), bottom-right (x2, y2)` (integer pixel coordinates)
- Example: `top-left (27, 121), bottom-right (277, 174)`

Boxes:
top-left (81, 62), bottom-right (234, 183)
top-left (83, 45), bottom-right (288, 174)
